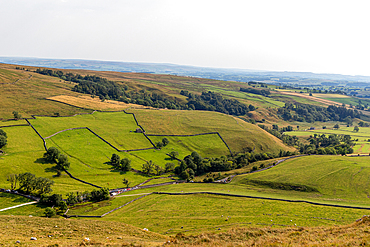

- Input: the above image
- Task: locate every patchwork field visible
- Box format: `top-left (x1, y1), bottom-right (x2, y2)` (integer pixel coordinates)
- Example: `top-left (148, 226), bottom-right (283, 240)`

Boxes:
top-left (128, 109), bottom-right (295, 154)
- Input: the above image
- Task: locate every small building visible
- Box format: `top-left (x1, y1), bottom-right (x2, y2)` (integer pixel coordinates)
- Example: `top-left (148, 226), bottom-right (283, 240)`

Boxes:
top-left (135, 128), bottom-right (143, 133)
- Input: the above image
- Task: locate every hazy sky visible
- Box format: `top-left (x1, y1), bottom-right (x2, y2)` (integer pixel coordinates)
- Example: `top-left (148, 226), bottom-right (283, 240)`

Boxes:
top-left (1, 0), bottom-right (369, 76)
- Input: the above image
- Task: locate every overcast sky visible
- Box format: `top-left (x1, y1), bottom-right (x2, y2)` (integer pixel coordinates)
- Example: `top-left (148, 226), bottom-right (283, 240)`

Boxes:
top-left (1, 0), bottom-right (369, 76)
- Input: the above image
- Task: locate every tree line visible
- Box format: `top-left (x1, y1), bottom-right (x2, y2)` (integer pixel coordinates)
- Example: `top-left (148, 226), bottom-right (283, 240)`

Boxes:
top-left (240, 87), bottom-right (271, 97)
top-left (7, 173), bottom-right (54, 196)
top-left (278, 103), bottom-right (361, 123)
top-left (34, 68), bottom-right (255, 117)
top-left (299, 134), bottom-right (354, 155)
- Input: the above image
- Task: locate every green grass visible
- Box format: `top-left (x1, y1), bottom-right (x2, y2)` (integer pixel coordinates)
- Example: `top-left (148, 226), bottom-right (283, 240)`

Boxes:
top-left (0, 192), bottom-right (32, 209)
top-left (128, 109), bottom-right (294, 154)
top-left (99, 193), bottom-right (369, 235)
top-left (29, 111), bottom-right (153, 150)
top-left (0, 126), bottom-right (100, 195)
top-left (148, 134), bottom-right (230, 159)
top-left (233, 155), bottom-right (370, 206)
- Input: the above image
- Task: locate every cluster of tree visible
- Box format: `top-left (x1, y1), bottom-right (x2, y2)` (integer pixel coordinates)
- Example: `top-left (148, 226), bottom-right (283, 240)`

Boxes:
top-left (125, 90), bottom-right (184, 109)
top-left (278, 103), bottom-right (361, 123)
top-left (41, 187), bottom-right (110, 217)
top-left (185, 91), bottom-right (255, 116)
top-left (233, 149), bottom-right (297, 169)
top-left (258, 124), bottom-right (300, 146)
top-left (0, 129), bottom-right (7, 149)
top-left (359, 121), bottom-right (370, 127)
top-left (156, 138), bottom-right (169, 149)
top-left (34, 68), bottom-right (124, 101)
top-left (240, 87), bottom-right (270, 97)
top-left (110, 154), bottom-right (131, 172)
top-left (175, 149), bottom-right (299, 181)
top-left (174, 152), bottom-right (234, 180)
top-left (44, 147), bottom-right (70, 176)
top-left (141, 160), bottom-right (170, 175)
top-left (7, 173), bottom-right (54, 196)
top-left (299, 134), bottom-right (354, 155)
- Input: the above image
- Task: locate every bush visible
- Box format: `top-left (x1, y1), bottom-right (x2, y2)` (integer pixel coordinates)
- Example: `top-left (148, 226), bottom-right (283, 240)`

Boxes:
top-left (44, 207), bottom-right (56, 218)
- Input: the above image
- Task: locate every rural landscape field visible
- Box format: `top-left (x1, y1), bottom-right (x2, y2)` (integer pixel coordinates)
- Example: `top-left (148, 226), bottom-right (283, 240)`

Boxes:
top-left (2, 62), bottom-right (370, 246)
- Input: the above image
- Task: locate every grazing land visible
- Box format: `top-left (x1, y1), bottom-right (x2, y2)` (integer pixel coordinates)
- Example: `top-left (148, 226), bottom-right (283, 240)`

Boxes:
top-left (3, 63), bottom-right (370, 245)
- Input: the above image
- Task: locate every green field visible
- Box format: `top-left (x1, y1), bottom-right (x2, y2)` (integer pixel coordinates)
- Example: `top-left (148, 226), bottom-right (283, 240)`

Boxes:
top-left (129, 109), bottom-right (294, 154)
top-left (234, 155), bottom-right (370, 206)
top-left (99, 193), bottom-right (368, 235)
top-left (29, 111), bottom-right (153, 150)
top-left (0, 192), bottom-right (32, 209)
top-left (148, 134), bottom-right (230, 158)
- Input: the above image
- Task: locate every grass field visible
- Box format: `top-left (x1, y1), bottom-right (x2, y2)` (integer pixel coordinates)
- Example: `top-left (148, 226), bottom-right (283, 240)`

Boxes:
top-left (128, 109), bottom-right (294, 154)
top-left (0, 192), bottom-right (32, 209)
top-left (30, 111), bottom-right (153, 150)
top-left (100, 193), bottom-right (368, 235)
top-left (0, 64), bottom-right (92, 119)
top-left (148, 134), bottom-right (231, 158)
top-left (233, 155), bottom-right (370, 206)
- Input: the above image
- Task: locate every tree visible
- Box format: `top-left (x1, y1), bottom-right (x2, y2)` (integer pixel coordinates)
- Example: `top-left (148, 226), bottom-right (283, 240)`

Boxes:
top-left (334, 124), bottom-right (340, 129)
top-left (168, 151), bottom-right (179, 160)
top-left (155, 141), bottom-right (163, 149)
top-left (142, 160), bottom-right (155, 175)
top-left (34, 177), bottom-right (54, 195)
top-left (120, 158), bottom-right (131, 172)
top-left (110, 154), bottom-right (120, 168)
top-left (18, 172), bottom-right (36, 194)
top-left (0, 135), bottom-right (7, 149)
top-left (12, 111), bottom-right (21, 120)
top-left (57, 201), bottom-right (68, 214)
top-left (122, 178), bottom-right (130, 188)
top-left (354, 126), bottom-right (360, 132)
top-left (56, 153), bottom-right (70, 170)
top-left (154, 165), bottom-right (164, 175)
top-left (162, 138), bottom-right (169, 146)
top-left (7, 174), bottom-right (18, 190)
top-left (165, 163), bottom-right (175, 172)
top-left (44, 147), bottom-right (60, 163)
top-left (66, 192), bottom-right (78, 205)
top-left (44, 207), bottom-right (56, 218)
top-left (0, 129), bottom-right (7, 138)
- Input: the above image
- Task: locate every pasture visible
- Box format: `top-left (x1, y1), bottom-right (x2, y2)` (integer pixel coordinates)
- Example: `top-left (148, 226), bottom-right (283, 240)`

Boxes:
top-left (128, 109), bottom-right (294, 154)
top-left (29, 111), bottom-right (153, 150)
top-left (234, 155), bottom-right (370, 206)
top-left (100, 193), bottom-right (368, 235)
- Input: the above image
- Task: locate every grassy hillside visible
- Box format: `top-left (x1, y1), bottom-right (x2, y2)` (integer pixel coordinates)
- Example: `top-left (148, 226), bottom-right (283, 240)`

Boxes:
top-left (233, 155), bottom-right (370, 206)
top-left (0, 215), bottom-right (167, 246)
top-left (128, 109), bottom-right (295, 154)
top-left (0, 64), bottom-right (92, 119)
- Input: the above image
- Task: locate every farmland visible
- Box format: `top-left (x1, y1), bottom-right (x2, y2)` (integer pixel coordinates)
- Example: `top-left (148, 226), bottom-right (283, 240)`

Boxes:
top-left (2, 63), bottom-right (370, 245)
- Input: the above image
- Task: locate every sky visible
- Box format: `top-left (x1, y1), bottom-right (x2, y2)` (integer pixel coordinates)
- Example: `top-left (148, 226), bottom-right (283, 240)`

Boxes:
top-left (1, 0), bottom-right (370, 76)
